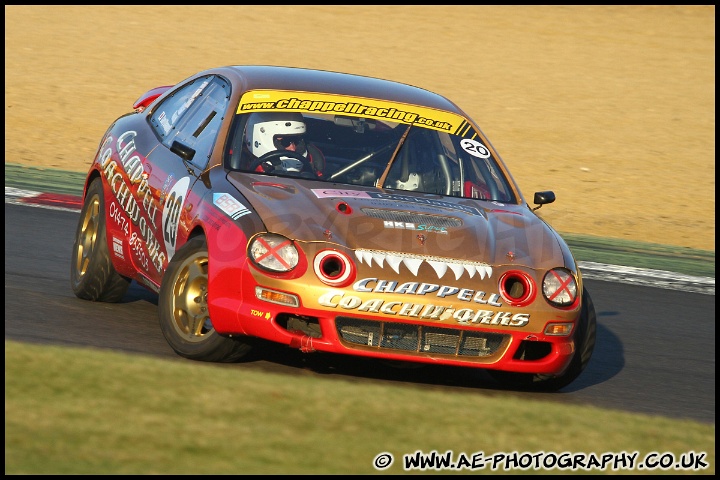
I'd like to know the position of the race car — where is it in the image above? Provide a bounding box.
[70,65,596,391]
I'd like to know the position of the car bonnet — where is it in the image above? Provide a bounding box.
[226,172,567,271]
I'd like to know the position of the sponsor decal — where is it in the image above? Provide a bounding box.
[203,213,229,232]
[238,90,467,134]
[157,111,169,135]
[127,229,151,271]
[109,200,130,236]
[312,188,372,199]
[213,192,251,220]
[162,177,191,261]
[172,79,209,125]
[158,79,211,135]
[355,249,492,281]
[317,291,529,327]
[160,174,174,200]
[353,277,502,306]
[383,221,448,235]
[100,131,165,272]
[112,236,124,259]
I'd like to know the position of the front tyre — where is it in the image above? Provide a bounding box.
[70,177,131,302]
[158,236,252,362]
[488,288,597,392]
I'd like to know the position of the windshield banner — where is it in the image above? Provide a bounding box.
[238,89,468,135]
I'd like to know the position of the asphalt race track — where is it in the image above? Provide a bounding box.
[4,202,715,424]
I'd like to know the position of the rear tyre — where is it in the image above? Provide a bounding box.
[158,236,253,362]
[70,177,131,302]
[488,288,597,392]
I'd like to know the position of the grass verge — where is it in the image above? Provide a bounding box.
[5,340,714,474]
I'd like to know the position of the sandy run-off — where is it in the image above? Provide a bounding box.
[4,6,715,251]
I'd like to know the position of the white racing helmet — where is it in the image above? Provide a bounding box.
[245,112,307,171]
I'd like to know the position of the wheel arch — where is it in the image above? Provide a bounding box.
[83,168,103,200]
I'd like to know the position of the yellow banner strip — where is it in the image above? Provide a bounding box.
[237,90,467,134]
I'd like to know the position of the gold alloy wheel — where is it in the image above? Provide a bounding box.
[75,193,100,279]
[170,251,214,342]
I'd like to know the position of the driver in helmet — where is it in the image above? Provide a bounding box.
[243,112,325,177]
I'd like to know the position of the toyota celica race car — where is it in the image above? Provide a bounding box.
[70,65,596,391]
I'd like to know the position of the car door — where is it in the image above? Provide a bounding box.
[140,74,231,285]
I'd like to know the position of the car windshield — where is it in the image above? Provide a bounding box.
[227,102,515,203]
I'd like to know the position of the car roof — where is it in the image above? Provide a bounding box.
[208,65,464,115]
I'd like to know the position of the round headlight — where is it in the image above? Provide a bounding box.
[542,268,578,307]
[248,234,299,272]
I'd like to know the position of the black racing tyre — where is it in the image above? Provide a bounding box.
[70,177,131,302]
[488,288,597,392]
[158,236,253,362]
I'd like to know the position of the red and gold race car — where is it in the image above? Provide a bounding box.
[71,65,596,391]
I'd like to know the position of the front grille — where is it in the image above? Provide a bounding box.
[335,317,506,357]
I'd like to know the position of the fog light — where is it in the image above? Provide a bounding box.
[255,287,299,307]
[544,322,574,336]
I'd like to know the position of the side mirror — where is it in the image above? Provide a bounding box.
[532,191,555,211]
[171,140,196,162]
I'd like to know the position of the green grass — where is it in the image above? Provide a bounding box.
[562,233,715,278]
[5,340,714,474]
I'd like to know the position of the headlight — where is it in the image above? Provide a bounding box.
[248,234,299,272]
[542,268,578,307]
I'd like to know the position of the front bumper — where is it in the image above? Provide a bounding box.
[210,298,575,376]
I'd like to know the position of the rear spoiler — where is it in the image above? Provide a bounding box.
[133,85,174,112]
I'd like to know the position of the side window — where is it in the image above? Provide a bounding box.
[149,75,230,169]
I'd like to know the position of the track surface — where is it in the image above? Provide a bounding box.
[4,202,715,424]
